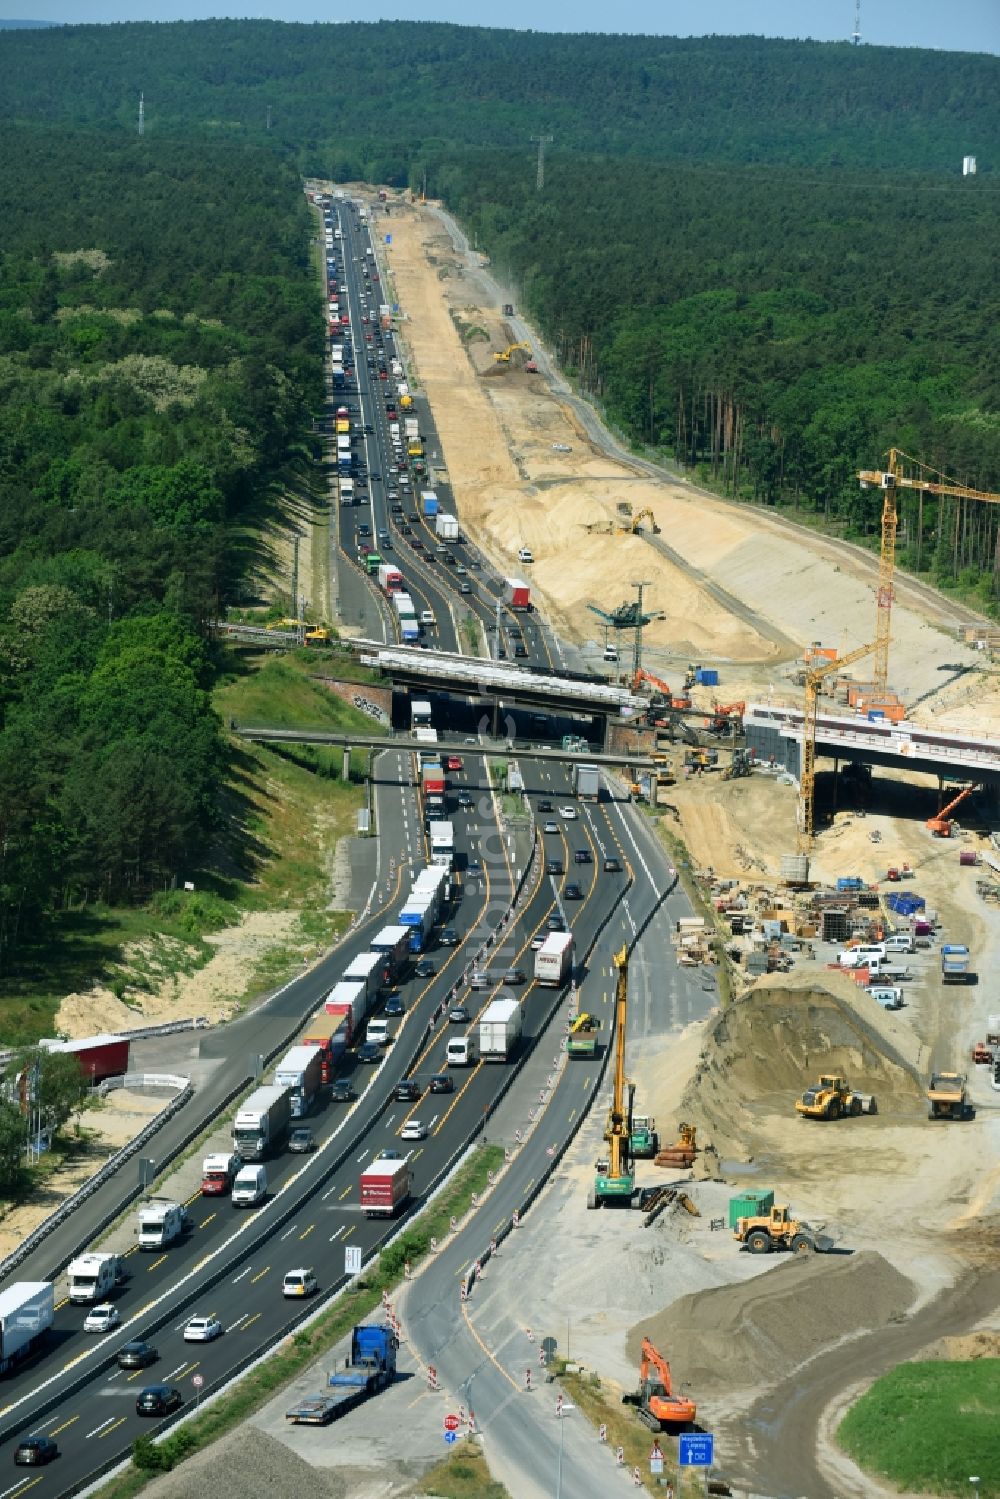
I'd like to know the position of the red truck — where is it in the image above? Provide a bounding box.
[40,1034,129,1085]
[360,1157,412,1218]
[302,1011,349,1083]
[503,578,531,611]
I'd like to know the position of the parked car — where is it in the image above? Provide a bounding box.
[136,1385,183,1417]
[288,1127,315,1153]
[14,1437,59,1466]
[117,1340,158,1370]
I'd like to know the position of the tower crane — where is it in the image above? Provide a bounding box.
[858,449,1000,695]
[588,945,636,1209]
[799,639,877,849]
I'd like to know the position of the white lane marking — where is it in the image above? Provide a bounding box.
[355,1148,370,1164]
[232,1266,253,1283]
[329,1226,345,1243]
[280,1225,298,1241]
[84,1418,116,1440]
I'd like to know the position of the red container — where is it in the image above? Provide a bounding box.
[959,851,978,867]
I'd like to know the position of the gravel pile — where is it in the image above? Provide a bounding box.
[141,1424,343,1499]
[627,1248,915,1400]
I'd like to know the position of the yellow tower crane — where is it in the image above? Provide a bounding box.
[859,449,1000,695]
[588,945,636,1209]
[799,639,878,849]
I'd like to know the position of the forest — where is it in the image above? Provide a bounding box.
[0,127,319,971]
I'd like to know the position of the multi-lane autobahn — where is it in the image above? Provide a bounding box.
[0,195,671,1496]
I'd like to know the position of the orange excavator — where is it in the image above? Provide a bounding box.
[623,1336,697,1429]
[926,783,979,837]
[632,668,691,711]
[707,701,746,734]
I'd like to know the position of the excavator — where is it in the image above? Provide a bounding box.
[493,341,532,363]
[622,1337,696,1429]
[707,701,746,735]
[567,1012,599,1059]
[621,508,660,535]
[926,783,979,837]
[632,667,691,710]
[588,946,637,1209]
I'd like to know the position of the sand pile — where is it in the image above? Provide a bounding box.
[680,974,927,1157]
[628,1249,915,1400]
[142,1424,344,1499]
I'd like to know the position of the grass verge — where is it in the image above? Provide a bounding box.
[556,1363,706,1497]
[97,1144,505,1497]
[837,1360,1000,1496]
[405,1441,508,1498]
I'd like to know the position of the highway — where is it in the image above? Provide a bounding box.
[0,197,652,1496]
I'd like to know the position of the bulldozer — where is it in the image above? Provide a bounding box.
[622,1336,696,1430]
[733,1203,832,1255]
[654,1122,698,1169]
[927,1071,968,1120]
[795,1075,877,1120]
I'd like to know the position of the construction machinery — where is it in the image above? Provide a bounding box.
[493,341,531,364]
[622,1337,696,1430]
[723,748,753,781]
[629,1115,659,1159]
[799,640,878,848]
[588,585,663,679]
[567,1012,599,1059]
[632,668,689,709]
[707,701,746,735]
[654,1122,698,1169]
[622,508,660,535]
[588,946,636,1209]
[795,1075,877,1120]
[582,509,661,537]
[733,1203,832,1254]
[859,449,1000,695]
[926,1072,968,1120]
[926,782,979,837]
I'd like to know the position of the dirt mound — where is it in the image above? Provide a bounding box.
[628,1249,915,1400]
[142,1424,343,1499]
[680,973,927,1157]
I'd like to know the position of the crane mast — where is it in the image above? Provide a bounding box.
[588,945,636,1208]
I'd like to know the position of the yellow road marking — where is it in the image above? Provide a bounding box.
[49,1415,79,1437]
[147,1255,167,1272]
[100,1417,129,1440]
[299,1224,315,1240]
[250,1266,270,1284]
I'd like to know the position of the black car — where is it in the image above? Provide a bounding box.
[449,1005,471,1024]
[136,1384,182,1417]
[330,1079,355,1102]
[357,1042,382,1063]
[546,859,564,876]
[503,968,526,986]
[117,1339,158,1370]
[514,644,528,658]
[357,523,371,537]
[414,959,435,978]
[603,857,622,873]
[370,471,382,481]
[394,1079,421,1102]
[574,848,593,864]
[564,883,583,900]
[440,927,459,947]
[538,800,553,813]
[384,995,405,1016]
[457,792,474,809]
[14,1436,59,1466]
[547,914,567,931]
[429,1074,454,1094]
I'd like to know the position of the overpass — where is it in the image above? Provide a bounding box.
[234,724,656,777]
[745,702,1000,789]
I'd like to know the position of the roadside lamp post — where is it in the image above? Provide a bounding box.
[555,1399,574,1499]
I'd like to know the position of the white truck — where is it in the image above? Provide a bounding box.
[430,821,454,868]
[232,1084,292,1161]
[404,416,420,441]
[67,1252,126,1304]
[435,513,459,541]
[137,1198,188,1251]
[446,1032,479,1067]
[274,1045,323,1119]
[573,763,600,801]
[535,931,574,987]
[0,1283,54,1374]
[479,997,523,1062]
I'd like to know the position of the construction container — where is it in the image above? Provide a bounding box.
[695,667,719,686]
[728,1190,774,1229]
[780,853,809,883]
[959,851,978,867]
[846,681,877,708]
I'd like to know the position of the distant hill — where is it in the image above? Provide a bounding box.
[0,17,58,26]
[0,19,996,171]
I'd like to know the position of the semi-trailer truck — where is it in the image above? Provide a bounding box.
[323,979,368,1043]
[377,563,403,594]
[370,926,411,982]
[535,932,574,987]
[302,1011,349,1083]
[430,821,454,867]
[232,1084,292,1161]
[0,1283,54,1374]
[360,1157,412,1217]
[285,1324,398,1425]
[434,513,459,541]
[421,491,439,517]
[573,763,601,802]
[67,1252,126,1304]
[479,997,523,1062]
[343,950,386,1006]
[504,578,531,611]
[941,945,972,983]
[274,1045,324,1119]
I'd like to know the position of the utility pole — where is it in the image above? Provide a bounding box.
[631,580,651,680]
[266,104,272,131]
[138,91,144,137]
[530,134,553,192]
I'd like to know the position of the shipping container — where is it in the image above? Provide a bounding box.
[728,1190,775,1229]
[302,1011,349,1082]
[40,1034,129,1084]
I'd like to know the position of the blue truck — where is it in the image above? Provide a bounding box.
[285,1323,398,1425]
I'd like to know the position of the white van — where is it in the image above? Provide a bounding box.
[837,945,885,969]
[884,933,914,954]
[232,1165,268,1206]
[367,1018,391,1047]
[446,1034,479,1067]
[518,547,534,564]
[603,645,619,663]
[420,609,436,627]
[869,986,904,1009]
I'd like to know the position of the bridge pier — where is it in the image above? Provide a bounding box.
[342,745,352,783]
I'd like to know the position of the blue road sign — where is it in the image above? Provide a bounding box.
[679,1433,714,1467]
[444,1430,458,1445]
[385,234,392,244]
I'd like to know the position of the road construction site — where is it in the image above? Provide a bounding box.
[376,191,1000,1497]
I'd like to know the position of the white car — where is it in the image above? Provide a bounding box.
[530,934,546,951]
[282,1269,319,1299]
[558,807,578,820]
[183,1314,223,1343]
[400,1119,428,1142]
[84,1303,121,1334]
[551,443,572,453]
